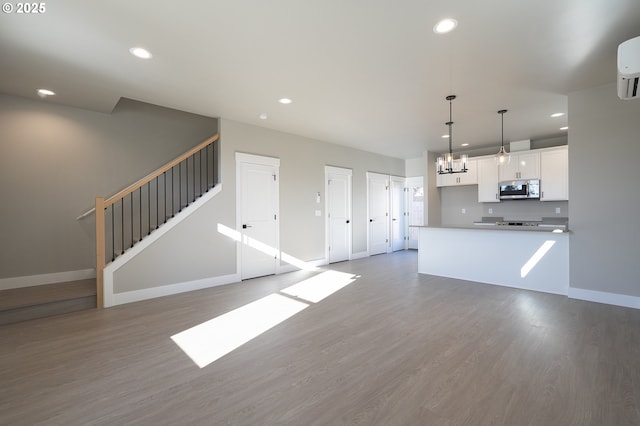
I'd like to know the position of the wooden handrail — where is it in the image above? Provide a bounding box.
[94,133,218,308]
[104,133,219,207]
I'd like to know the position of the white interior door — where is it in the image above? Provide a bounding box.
[237,154,279,280]
[390,176,406,251]
[326,167,352,263]
[367,172,389,255]
[406,176,424,249]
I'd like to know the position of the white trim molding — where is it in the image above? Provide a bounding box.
[111,273,241,306]
[103,185,223,307]
[0,268,96,291]
[277,258,327,274]
[351,251,369,260]
[568,287,640,310]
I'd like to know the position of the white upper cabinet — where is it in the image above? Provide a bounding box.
[540,146,569,201]
[499,152,540,181]
[436,159,477,187]
[477,157,500,202]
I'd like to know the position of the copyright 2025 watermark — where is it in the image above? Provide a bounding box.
[2,2,47,13]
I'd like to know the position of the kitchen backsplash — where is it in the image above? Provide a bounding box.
[440,185,568,226]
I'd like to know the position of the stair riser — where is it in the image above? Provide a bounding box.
[0,297,96,325]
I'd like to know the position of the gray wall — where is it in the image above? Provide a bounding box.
[219,119,405,258]
[439,186,568,226]
[112,118,405,293]
[405,156,425,178]
[0,94,218,279]
[569,83,640,297]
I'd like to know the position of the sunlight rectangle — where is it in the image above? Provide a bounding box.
[521,240,556,278]
[281,270,356,303]
[171,294,308,368]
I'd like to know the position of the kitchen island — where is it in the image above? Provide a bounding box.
[418,225,569,295]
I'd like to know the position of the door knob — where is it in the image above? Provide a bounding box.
[242,224,252,229]
[346,220,350,224]
[369,219,373,222]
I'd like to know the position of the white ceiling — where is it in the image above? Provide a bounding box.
[1,0,639,159]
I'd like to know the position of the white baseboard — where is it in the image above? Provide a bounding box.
[568,287,640,310]
[351,251,369,260]
[103,185,223,307]
[277,258,327,274]
[111,273,241,307]
[0,269,96,291]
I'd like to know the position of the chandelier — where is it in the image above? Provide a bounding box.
[437,95,468,174]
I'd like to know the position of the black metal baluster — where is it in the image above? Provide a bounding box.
[206,144,209,190]
[155,176,159,230]
[139,187,142,243]
[147,182,151,236]
[171,167,175,217]
[192,154,196,202]
[186,156,190,204]
[163,171,167,224]
[199,149,203,196]
[120,199,124,256]
[130,192,133,250]
[179,162,182,211]
[111,204,115,261]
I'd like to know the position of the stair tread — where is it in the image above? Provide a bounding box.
[0,279,96,311]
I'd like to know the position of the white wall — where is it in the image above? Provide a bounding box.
[568,83,640,298]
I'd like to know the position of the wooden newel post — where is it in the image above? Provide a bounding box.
[95,197,105,309]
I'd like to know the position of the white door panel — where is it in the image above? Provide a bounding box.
[239,160,278,280]
[406,176,424,249]
[390,177,405,251]
[326,167,352,263]
[368,173,389,255]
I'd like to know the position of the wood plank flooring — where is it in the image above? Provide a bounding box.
[1,251,639,425]
[0,279,96,325]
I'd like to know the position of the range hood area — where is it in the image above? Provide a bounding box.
[473,216,568,231]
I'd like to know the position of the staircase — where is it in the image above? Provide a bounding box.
[0,133,219,324]
[0,279,96,325]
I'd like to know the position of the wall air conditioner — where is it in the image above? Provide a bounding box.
[617,36,640,100]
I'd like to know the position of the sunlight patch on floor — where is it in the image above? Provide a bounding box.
[173,224,360,368]
[281,270,357,303]
[171,293,308,368]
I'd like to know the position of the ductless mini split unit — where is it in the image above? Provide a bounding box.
[618,36,640,100]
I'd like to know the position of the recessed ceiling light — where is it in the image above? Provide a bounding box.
[37,89,55,98]
[129,47,152,59]
[433,18,458,34]
[461,143,469,147]
[278,98,292,104]
[259,113,268,120]
[560,126,569,130]
[551,112,565,118]
[441,134,450,139]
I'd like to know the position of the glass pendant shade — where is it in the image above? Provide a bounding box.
[495,109,510,165]
[496,146,510,165]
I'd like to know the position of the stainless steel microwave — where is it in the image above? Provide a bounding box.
[499,179,540,200]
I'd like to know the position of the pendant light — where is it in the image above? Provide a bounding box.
[496,109,511,165]
[437,95,468,174]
